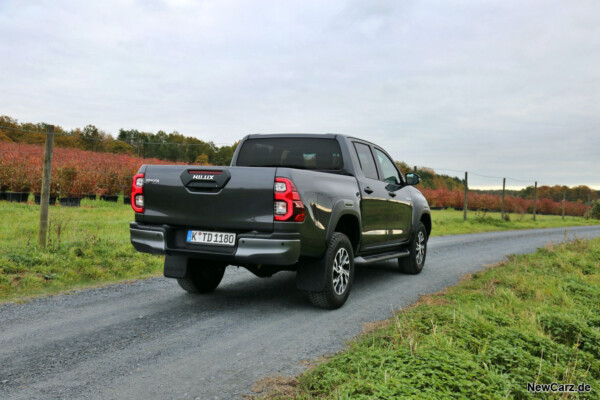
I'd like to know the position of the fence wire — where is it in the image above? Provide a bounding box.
[1,126,596,217]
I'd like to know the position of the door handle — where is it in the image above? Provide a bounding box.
[388,192,396,198]
[364,187,374,194]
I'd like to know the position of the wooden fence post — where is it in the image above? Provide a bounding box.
[533,181,537,221]
[38,125,55,247]
[463,172,468,221]
[562,189,566,220]
[501,177,506,220]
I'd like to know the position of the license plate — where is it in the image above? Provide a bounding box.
[186,230,236,246]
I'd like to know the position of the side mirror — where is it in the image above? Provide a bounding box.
[405,173,420,186]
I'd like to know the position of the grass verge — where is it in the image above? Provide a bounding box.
[431,208,599,236]
[0,198,163,303]
[0,200,598,303]
[258,238,600,399]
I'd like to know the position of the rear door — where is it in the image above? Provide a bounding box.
[142,165,276,232]
[352,142,390,250]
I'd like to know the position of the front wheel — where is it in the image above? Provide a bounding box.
[177,261,226,294]
[398,222,428,274]
[308,232,354,309]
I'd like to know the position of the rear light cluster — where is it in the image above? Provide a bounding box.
[131,173,145,213]
[274,177,305,222]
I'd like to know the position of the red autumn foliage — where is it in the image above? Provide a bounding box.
[0,142,183,197]
[0,142,590,216]
[420,188,587,217]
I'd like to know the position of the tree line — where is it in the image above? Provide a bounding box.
[395,163,598,204]
[0,115,238,166]
[1,114,597,204]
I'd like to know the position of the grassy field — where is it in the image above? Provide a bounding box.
[0,199,163,302]
[431,208,599,236]
[0,200,598,303]
[263,238,600,399]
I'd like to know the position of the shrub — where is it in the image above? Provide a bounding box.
[0,142,184,197]
[589,201,600,220]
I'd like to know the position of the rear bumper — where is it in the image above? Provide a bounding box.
[130,222,301,265]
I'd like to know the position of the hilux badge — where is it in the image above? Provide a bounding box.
[193,174,214,180]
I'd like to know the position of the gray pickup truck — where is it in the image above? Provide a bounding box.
[130,134,431,309]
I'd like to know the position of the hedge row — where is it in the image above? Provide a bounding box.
[0,142,589,216]
[0,142,183,197]
[421,188,588,216]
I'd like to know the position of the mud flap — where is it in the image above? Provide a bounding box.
[296,257,327,292]
[164,255,189,278]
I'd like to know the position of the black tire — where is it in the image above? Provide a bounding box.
[308,232,354,309]
[177,261,226,294]
[398,222,428,274]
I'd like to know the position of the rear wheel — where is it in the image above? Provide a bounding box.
[398,222,427,274]
[308,232,354,309]
[177,261,227,294]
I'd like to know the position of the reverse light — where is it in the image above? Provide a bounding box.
[273,177,305,222]
[274,200,287,215]
[134,194,144,208]
[131,173,145,213]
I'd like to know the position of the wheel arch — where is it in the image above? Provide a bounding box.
[325,199,361,253]
[332,213,361,254]
[420,211,432,238]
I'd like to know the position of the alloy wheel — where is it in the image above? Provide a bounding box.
[332,247,350,295]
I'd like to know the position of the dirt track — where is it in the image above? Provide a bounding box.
[2,226,599,399]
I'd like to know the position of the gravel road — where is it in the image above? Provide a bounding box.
[2,226,600,400]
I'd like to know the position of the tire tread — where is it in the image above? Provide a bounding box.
[177,277,201,293]
[176,263,226,294]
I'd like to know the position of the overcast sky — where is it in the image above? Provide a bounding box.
[1,0,598,188]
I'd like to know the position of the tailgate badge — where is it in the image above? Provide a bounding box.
[180,169,231,189]
[192,174,214,180]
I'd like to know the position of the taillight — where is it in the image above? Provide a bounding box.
[274,177,305,222]
[131,173,145,213]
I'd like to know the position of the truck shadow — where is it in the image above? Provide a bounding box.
[175,260,407,311]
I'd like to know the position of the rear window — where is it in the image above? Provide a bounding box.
[236,138,343,170]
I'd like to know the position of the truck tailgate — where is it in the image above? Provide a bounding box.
[142,165,276,232]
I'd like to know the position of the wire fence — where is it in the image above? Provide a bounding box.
[1,126,596,221]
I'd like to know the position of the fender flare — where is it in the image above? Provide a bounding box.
[411,205,431,240]
[325,199,361,243]
[297,199,361,292]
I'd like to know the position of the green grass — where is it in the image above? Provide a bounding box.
[273,238,600,399]
[430,209,600,237]
[0,201,598,303]
[0,198,163,303]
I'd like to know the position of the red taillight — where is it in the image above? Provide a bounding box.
[131,173,145,213]
[274,177,305,222]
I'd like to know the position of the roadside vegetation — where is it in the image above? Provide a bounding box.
[0,201,598,303]
[0,114,239,165]
[2,114,597,215]
[0,199,163,303]
[262,237,600,399]
[431,208,600,236]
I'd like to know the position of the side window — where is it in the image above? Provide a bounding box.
[353,143,379,180]
[375,148,400,184]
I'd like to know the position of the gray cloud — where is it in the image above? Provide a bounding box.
[1,0,598,188]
